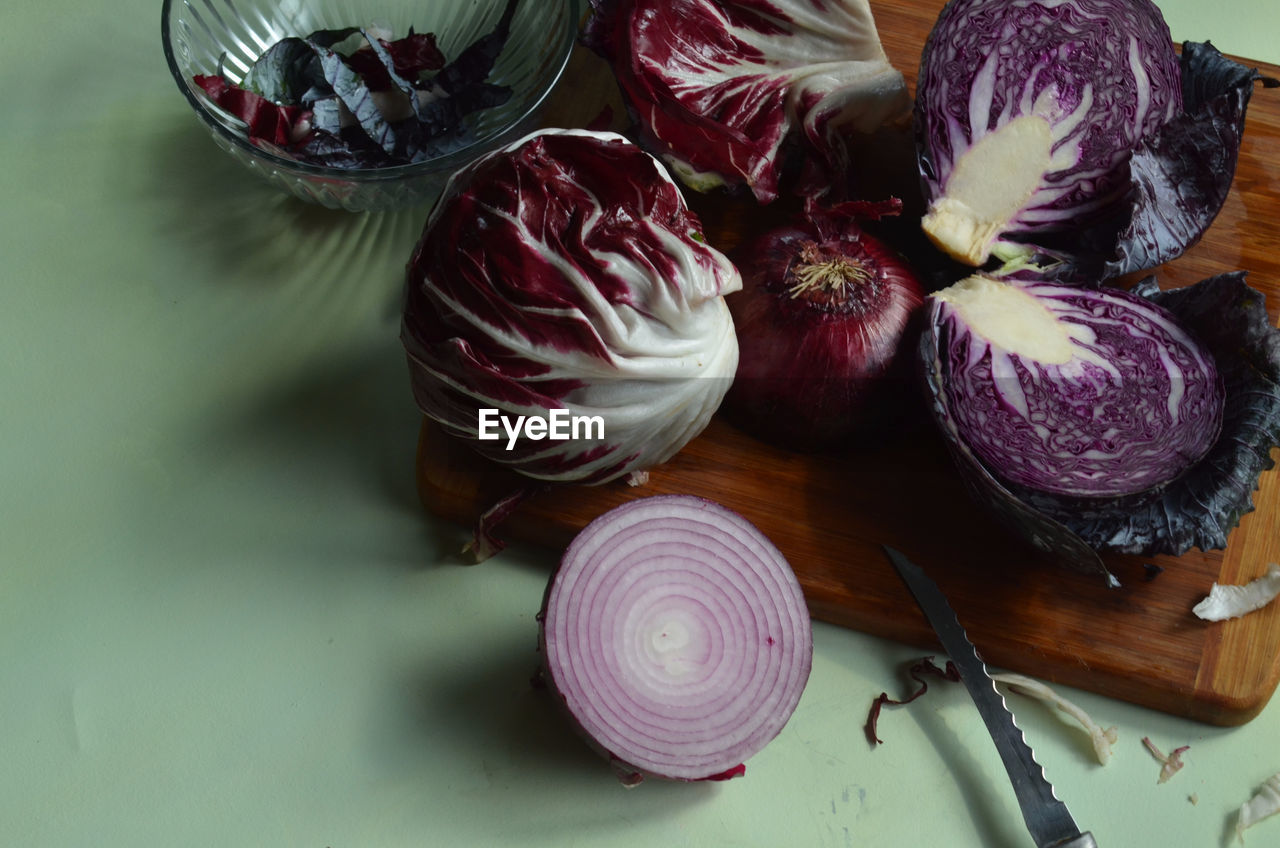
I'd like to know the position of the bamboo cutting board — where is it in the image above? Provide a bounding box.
[416,2,1280,726]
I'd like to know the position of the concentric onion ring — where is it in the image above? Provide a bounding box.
[539,495,813,783]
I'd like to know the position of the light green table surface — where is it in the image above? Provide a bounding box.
[4,3,1279,846]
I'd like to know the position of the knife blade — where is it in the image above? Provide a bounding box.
[884,546,1097,848]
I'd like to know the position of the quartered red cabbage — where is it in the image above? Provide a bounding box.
[935,276,1223,499]
[400,129,740,485]
[915,0,1277,277]
[921,272,1280,582]
[583,0,909,203]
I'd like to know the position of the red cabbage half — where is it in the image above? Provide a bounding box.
[915,0,1277,277]
[583,0,909,203]
[922,272,1280,582]
[401,129,740,485]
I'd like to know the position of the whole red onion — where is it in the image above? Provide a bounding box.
[723,201,926,449]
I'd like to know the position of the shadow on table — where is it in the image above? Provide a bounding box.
[138,118,429,292]
[137,119,455,559]
[397,631,719,836]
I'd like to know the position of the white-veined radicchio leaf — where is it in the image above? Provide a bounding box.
[583,0,909,203]
[400,129,740,485]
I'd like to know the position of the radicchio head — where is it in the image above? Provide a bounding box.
[401,129,741,484]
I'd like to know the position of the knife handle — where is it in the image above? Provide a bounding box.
[1048,833,1097,848]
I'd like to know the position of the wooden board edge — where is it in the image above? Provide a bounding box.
[415,418,1280,726]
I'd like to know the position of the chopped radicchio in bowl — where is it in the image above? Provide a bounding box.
[192,0,521,169]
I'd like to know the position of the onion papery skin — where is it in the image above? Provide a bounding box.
[401,129,741,485]
[724,209,926,449]
[539,495,812,783]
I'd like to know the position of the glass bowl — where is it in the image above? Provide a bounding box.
[161,0,578,212]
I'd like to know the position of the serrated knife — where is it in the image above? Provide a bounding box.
[884,546,1098,848]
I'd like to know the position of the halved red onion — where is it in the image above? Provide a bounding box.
[539,495,812,784]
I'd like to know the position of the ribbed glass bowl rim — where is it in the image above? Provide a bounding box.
[160,0,577,183]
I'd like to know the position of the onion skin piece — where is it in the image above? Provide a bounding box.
[538,495,813,784]
[865,656,958,745]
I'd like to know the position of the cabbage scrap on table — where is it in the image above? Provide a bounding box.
[1237,773,1280,842]
[1193,563,1280,621]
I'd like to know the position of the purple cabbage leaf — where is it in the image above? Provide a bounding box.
[583,0,909,204]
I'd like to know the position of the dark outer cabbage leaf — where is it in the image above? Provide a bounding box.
[241,37,326,103]
[431,0,517,96]
[1018,43,1279,283]
[1088,274,1280,552]
[311,44,398,155]
[1101,43,1280,278]
[922,273,1280,583]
